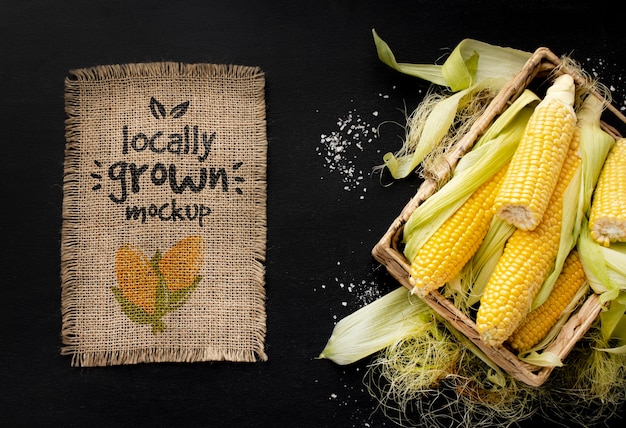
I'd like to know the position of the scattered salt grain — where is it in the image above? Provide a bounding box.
[324,273,384,310]
[317,109,379,194]
[582,57,626,113]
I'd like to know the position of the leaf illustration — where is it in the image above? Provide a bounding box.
[170,101,190,118]
[149,96,167,119]
[154,276,169,318]
[151,319,167,334]
[150,249,162,271]
[111,286,158,325]
[112,286,168,334]
[168,276,202,311]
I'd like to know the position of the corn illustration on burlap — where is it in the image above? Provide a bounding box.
[61,62,268,366]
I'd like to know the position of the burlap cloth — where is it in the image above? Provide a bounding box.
[61,63,268,366]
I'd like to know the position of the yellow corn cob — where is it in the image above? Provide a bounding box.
[409,165,508,296]
[494,74,577,231]
[476,126,581,347]
[115,244,159,314]
[158,235,205,292]
[589,138,626,247]
[507,249,586,352]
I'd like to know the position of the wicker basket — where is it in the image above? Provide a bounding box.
[372,47,626,387]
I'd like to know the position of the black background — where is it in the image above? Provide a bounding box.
[2,1,626,427]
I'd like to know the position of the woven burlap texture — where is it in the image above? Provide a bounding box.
[61,62,268,366]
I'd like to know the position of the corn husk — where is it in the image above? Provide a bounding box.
[373,30,532,92]
[381,80,499,180]
[578,224,626,343]
[318,287,432,365]
[572,93,626,347]
[373,30,532,179]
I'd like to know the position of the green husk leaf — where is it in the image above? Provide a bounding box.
[318,287,432,365]
[578,218,613,294]
[372,29,446,86]
[578,95,616,213]
[373,30,532,179]
[579,222,626,296]
[579,216,626,343]
[603,242,626,281]
[599,299,626,344]
[443,39,532,91]
[460,218,515,307]
[517,350,563,367]
[382,80,499,179]
[372,29,532,91]
[597,310,626,352]
[597,344,626,354]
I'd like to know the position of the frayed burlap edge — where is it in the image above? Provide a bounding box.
[60,62,268,367]
[66,61,263,81]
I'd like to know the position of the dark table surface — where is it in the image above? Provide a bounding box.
[2,1,626,427]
